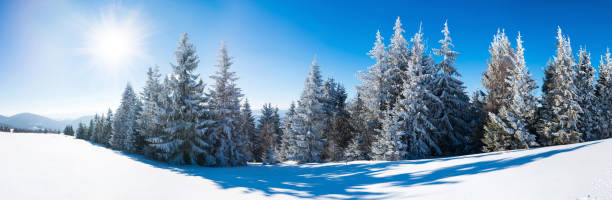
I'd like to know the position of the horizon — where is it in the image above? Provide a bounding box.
[3,0,612,118]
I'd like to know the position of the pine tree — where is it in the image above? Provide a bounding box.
[63,125,74,136]
[239,99,256,161]
[209,41,247,166]
[482,29,515,114]
[430,21,472,154]
[279,102,298,161]
[537,27,582,145]
[138,66,166,158]
[103,109,113,146]
[344,95,370,161]
[596,50,612,139]
[257,103,281,163]
[151,33,213,165]
[482,33,539,152]
[378,27,441,160]
[110,83,140,152]
[292,58,326,163]
[76,123,87,140]
[356,30,390,156]
[87,119,95,141]
[387,17,409,109]
[575,48,600,140]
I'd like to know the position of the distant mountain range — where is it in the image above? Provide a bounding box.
[0,113,94,130]
[0,109,288,131]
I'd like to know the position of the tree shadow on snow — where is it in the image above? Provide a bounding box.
[121,141,599,199]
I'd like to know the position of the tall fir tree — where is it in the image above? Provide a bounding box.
[482,33,539,152]
[151,33,214,165]
[575,48,600,140]
[209,41,247,166]
[596,50,612,139]
[482,29,515,114]
[537,27,582,145]
[430,21,472,154]
[239,99,256,161]
[292,58,326,163]
[279,102,298,161]
[110,83,141,153]
[257,103,281,164]
[344,94,372,161]
[138,66,166,158]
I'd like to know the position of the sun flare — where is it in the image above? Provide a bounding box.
[83,7,147,69]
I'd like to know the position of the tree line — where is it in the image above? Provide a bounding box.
[65,17,612,166]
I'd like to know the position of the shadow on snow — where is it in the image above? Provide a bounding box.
[119,141,599,199]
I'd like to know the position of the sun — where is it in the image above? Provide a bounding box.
[83,6,147,69]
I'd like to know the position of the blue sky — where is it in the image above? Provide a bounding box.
[2,0,612,119]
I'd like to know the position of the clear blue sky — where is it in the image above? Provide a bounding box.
[2,0,612,119]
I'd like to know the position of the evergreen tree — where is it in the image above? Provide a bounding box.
[257,103,281,163]
[430,21,472,154]
[87,119,95,141]
[103,109,113,146]
[344,95,372,161]
[279,102,298,161]
[209,41,247,166]
[596,50,612,139]
[239,99,256,161]
[537,27,582,145]
[356,30,390,156]
[482,33,539,152]
[150,33,214,165]
[63,125,74,136]
[378,27,441,160]
[292,58,326,163]
[575,48,600,140]
[482,29,515,114]
[110,83,140,152]
[138,66,166,158]
[76,123,87,140]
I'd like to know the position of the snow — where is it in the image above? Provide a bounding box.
[1,132,611,200]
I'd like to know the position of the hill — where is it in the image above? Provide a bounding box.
[0,132,610,199]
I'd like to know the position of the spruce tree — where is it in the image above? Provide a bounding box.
[110,83,140,152]
[482,33,539,152]
[239,99,256,161]
[537,27,582,145]
[292,58,326,163]
[63,125,74,136]
[138,66,166,158]
[151,33,213,165]
[257,103,281,163]
[431,21,472,154]
[209,41,247,166]
[279,102,298,161]
[575,48,600,140]
[344,95,370,161]
[482,29,515,114]
[596,50,612,139]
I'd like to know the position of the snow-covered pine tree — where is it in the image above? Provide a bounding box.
[151,33,213,165]
[239,99,256,161]
[482,33,539,152]
[482,29,515,114]
[63,125,74,136]
[93,114,105,144]
[209,41,247,166]
[279,102,298,161]
[387,17,410,109]
[596,50,612,139]
[103,109,113,146]
[344,94,370,161]
[292,58,326,163]
[110,83,140,153]
[575,48,600,140]
[258,103,281,163]
[378,27,441,160]
[537,27,582,145]
[138,66,166,158]
[76,123,87,140]
[430,21,472,154]
[356,30,390,155]
[87,118,95,141]
[321,78,351,161]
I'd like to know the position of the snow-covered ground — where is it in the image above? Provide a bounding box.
[1,132,611,200]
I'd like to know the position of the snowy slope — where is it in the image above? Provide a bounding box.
[1,132,611,200]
